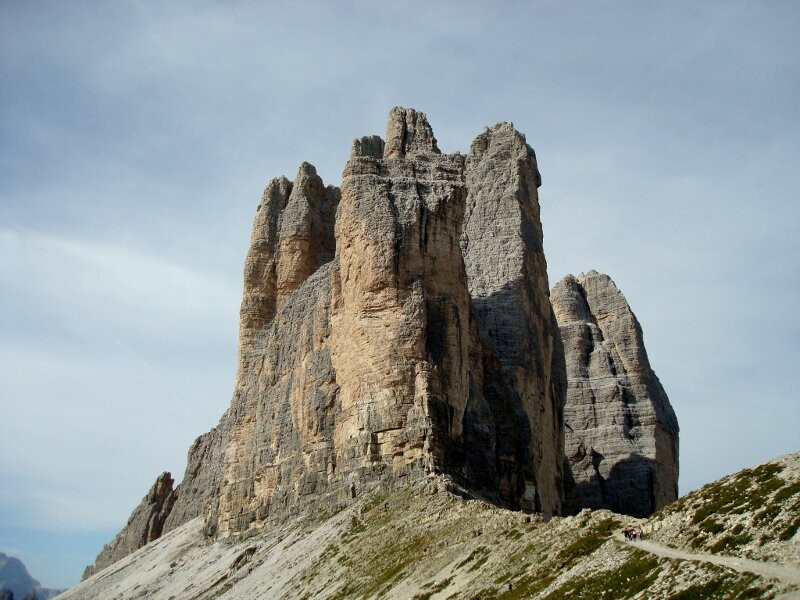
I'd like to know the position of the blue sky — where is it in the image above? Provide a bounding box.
[1,1,798,589]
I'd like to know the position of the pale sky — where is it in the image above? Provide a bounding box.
[1,1,798,589]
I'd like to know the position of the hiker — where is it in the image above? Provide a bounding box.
[623,527,638,541]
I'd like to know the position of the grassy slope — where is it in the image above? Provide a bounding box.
[649,452,800,564]
[62,453,800,600]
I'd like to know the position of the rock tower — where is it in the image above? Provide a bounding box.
[84,109,677,579]
[552,271,679,517]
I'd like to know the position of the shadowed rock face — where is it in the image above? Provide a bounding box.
[552,271,679,517]
[462,123,566,516]
[81,472,176,579]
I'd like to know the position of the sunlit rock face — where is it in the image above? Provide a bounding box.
[552,271,679,518]
[209,107,568,537]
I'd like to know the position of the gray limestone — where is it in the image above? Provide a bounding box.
[81,472,176,579]
[462,123,566,516]
[552,271,679,517]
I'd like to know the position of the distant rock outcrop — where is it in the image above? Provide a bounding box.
[0,552,61,599]
[552,271,679,517]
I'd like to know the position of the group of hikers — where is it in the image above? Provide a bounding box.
[623,526,644,541]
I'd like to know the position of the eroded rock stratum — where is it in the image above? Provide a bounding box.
[84,108,678,578]
[553,271,679,517]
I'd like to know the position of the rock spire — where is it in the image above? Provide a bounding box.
[83,108,677,579]
[552,271,679,517]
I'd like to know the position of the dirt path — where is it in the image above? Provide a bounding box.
[620,536,800,588]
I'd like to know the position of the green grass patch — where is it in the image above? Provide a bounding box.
[503,528,524,541]
[666,571,768,600]
[412,577,454,599]
[554,517,621,569]
[468,554,490,572]
[689,462,790,544]
[709,532,752,553]
[360,492,390,514]
[540,549,661,600]
[456,546,488,569]
[468,572,556,600]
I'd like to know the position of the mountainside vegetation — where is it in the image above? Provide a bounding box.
[62,453,800,599]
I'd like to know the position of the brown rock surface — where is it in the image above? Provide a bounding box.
[238,165,339,381]
[82,472,176,579]
[212,107,484,535]
[552,271,679,517]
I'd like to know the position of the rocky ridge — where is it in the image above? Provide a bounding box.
[84,107,570,577]
[64,453,800,599]
[552,270,679,517]
[82,472,176,579]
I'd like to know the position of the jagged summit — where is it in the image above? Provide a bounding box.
[384,106,440,157]
[552,270,679,517]
[82,108,676,579]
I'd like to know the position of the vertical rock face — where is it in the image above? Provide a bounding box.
[383,107,440,158]
[552,271,679,517]
[238,165,339,380]
[462,123,566,516]
[330,106,470,484]
[211,107,477,536]
[86,108,679,578]
[162,425,228,532]
[81,472,176,579]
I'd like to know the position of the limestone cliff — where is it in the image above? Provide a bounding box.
[552,271,679,517]
[83,108,635,577]
[81,472,176,579]
[462,123,566,515]
[206,107,565,538]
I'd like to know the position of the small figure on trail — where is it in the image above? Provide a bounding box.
[350,482,357,499]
